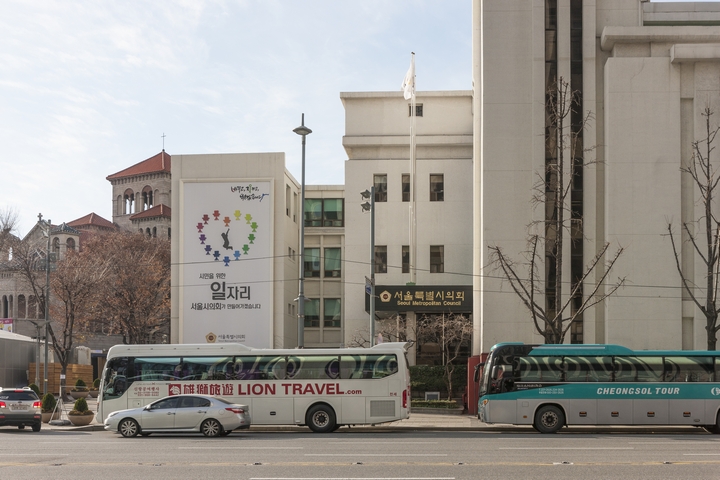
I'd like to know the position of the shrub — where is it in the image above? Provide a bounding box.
[41,393,57,413]
[92,378,100,389]
[409,365,467,399]
[28,383,40,396]
[72,378,88,391]
[410,399,461,409]
[70,397,93,415]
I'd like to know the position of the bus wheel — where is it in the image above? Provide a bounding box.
[534,405,564,434]
[201,419,223,437]
[119,418,140,438]
[306,404,336,433]
[709,413,720,434]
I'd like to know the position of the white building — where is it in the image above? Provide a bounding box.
[342,91,474,356]
[170,153,301,348]
[474,0,720,352]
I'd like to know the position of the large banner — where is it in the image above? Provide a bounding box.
[181,181,273,347]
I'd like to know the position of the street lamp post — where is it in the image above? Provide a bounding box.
[42,218,51,396]
[361,188,375,346]
[293,114,312,348]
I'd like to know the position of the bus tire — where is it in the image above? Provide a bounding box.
[119,418,140,437]
[708,412,720,434]
[306,404,336,433]
[201,418,223,437]
[534,405,564,434]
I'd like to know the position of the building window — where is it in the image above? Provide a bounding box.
[66,238,76,251]
[374,175,387,202]
[374,246,387,274]
[408,104,423,117]
[402,246,410,273]
[430,174,444,201]
[323,298,341,328]
[304,198,344,227]
[305,299,320,328]
[286,185,291,217]
[293,192,297,222]
[324,248,341,278]
[304,248,320,277]
[430,245,444,273]
[402,174,410,202]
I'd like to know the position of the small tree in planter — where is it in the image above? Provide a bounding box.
[88,378,100,398]
[41,393,58,423]
[70,378,89,399]
[68,397,94,426]
[28,383,40,397]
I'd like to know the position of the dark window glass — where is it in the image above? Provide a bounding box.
[374,246,387,274]
[402,174,410,202]
[402,245,410,273]
[304,199,322,227]
[304,248,320,277]
[430,174,444,201]
[374,175,387,202]
[430,245,444,273]
[324,248,341,278]
[305,299,320,328]
[323,298,341,328]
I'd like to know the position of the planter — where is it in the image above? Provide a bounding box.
[88,390,98,398]
[411,406,465,415]
[41,411,61,423]
[67,413,94,426]
[70,390,89,400]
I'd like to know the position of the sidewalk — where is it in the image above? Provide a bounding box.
[44,400,706,434]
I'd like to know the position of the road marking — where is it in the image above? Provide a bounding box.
[499,447,633,450]
[629,441,720,445]
[304,454,448,457]
[180,447,302,450]
[0,454,69,456]
[330,442,438,445]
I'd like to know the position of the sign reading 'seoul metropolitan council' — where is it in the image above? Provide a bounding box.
[181,181,273,347]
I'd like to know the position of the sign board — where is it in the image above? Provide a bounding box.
[365,285,472,313]
[181,181,273,347]
[0,319,13,332]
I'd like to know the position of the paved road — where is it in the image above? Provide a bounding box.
[3,424,720,479]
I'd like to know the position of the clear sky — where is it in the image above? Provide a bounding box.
[0,0,711,236]
[1,1,471,236]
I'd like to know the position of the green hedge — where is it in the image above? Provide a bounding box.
[410,364,467,398]
[411,400,461,409]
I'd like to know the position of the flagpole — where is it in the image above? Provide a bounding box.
[408,53,417,286]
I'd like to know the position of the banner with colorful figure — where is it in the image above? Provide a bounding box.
[181,181,273,347]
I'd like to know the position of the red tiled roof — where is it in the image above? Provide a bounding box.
[67,212,116,230]
[106,150,171,181]
[130,204,171,220]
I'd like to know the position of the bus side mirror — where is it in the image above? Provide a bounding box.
[491,366,499,380]
[473,364,482,383]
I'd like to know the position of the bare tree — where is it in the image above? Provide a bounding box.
[348,314,411,348]
[49,247,108,396]
[415,313,473,400]
[89,231,171,344]
[668,106,720,350]
[489,77,624,344]
[0,206,19,258]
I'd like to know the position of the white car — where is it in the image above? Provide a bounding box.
[104,394,251,437]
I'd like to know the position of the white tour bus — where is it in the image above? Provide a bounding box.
[97,342,411,432]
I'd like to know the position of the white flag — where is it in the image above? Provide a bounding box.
[401,55,415,100]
